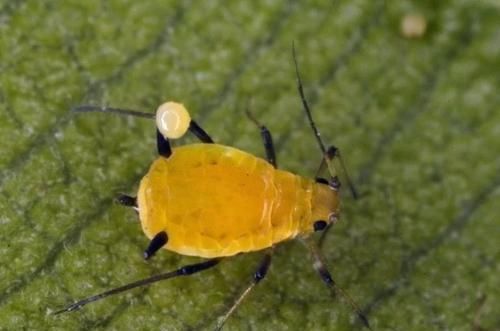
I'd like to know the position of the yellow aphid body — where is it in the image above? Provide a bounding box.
[138,143,339,258]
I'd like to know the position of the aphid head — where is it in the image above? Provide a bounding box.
[306,180,340,234]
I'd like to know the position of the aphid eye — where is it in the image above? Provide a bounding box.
[313,220,328,232]
[156,101,191,139]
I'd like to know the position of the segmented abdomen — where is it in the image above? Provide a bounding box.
[138,144,312,258]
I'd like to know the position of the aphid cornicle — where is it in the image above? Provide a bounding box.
[54,47,371,330]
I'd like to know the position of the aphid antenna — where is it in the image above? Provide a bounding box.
[73,103,213,147]
[72,105,155,119]
[292,43,358,199]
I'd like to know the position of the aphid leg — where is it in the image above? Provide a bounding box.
[245,108,277,168]
[52,258,221,315]
[302,238,372,330]
[157,128,172,158]
[215,248,274,330]
[143,231,168,260]
[189,120,214,143]
[116,194,137,207]
[315,177,329,185]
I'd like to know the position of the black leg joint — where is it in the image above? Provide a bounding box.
[189,120,214,143]
[326,145,339,159]
[315,177,329,185]
[318,266,335,286]
[116,194,137,207]
[179,259,220,275]
[245,108,277,167]
[329,176,341,191]
[157,129,172,158]
[260,127,276,168]
[143,231,168,260]
[254,254,272,283]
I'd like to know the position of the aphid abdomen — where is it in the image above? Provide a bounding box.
[138,143,311,258]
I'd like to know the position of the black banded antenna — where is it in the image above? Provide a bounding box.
[72,105,155,119]
[292,43,358,198]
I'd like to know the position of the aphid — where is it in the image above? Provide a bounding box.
[54,46,371,330]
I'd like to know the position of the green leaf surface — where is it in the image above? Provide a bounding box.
[1,1,499,330]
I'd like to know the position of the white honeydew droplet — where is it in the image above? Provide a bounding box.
[155,102,191,139]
